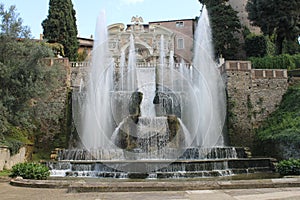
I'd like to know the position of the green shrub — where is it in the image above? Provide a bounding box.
[245,34,276,58]
[10,162,50,180]
[249,53,300,69]
[292,54,300,68]
[256,83,300,143]
[277,159,300,176]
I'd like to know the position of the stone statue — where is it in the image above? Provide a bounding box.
[131,16,144,25]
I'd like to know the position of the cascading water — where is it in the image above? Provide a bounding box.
[137,67,156,117]
[48,6,275,178]
[72,5,226,163]
[169,50,175,90]
[119,50,125,90]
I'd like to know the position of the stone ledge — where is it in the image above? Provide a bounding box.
[9,176,300,193]
[10,178,72,189]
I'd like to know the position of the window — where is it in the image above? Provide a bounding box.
[175,21,184,28]
[177,38,184,49]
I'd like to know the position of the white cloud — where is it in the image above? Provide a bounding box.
[121,0,144,5]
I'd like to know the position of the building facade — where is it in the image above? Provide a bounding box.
[149,19,197,63]
[107,17,197,65]
[77,17,197,64]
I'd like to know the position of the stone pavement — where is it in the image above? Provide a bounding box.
[1,182,300,200]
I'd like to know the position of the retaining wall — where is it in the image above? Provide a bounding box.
[0,146,26,170]
[224,61,288,149]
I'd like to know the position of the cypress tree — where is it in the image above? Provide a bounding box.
[42,0,79,61]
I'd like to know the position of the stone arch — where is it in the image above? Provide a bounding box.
[121,41,153,62]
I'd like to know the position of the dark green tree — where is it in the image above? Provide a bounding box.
[199,0,241,59]
[42,0,78,61]
[246,0,300,55]
[245,34,276,57]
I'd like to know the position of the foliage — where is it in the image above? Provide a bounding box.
[0,125,32,155]
[282,38,300,55]
[0,169,11,177]
[0,3,67,159]
[0,35,59,135]
[45,42,65,57]
[245,34,267,57]
[245,34,276,57]
[0,4,31,38]
[42,0,79,61]
[292,54,300,68]
[246,0,300,55]
[249,54,300,69]
[199,0,242,59]
[10,162,50,180]
[256,83,300,144]
[277,159,300,176]
[77,49,88,62]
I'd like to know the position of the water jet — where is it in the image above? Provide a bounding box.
[48,7,275,178]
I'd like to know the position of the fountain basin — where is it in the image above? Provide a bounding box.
[47,147,275,179]
[47,157,275,179]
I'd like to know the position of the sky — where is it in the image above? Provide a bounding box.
[1,0,202,39]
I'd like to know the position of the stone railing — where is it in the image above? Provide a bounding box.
[224,60,252,71]
[224,60,288,79]
[252,69,288,79]
[70,61,192,68]
[70,61,90,67]
[43,58,69,67]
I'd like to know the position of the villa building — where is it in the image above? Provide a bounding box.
[149,19,197,63]
[78,17,197,64]
[107,17,197,65]
[77,37,93,57]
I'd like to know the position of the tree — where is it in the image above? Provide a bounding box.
[0,3,62,154]
[199,0,241,59]
[246,0,300,55]
[0,36,60,135]
[42,0,78,61]
[245,34,276,57]
[0,4,31,38]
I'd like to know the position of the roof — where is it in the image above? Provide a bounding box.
[149,18,196,23]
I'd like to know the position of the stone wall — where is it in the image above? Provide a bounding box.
[224,61,288,149]
[0,146,26,170]
[70,61,90,90]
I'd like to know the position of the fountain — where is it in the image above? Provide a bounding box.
[48,7,275,178]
